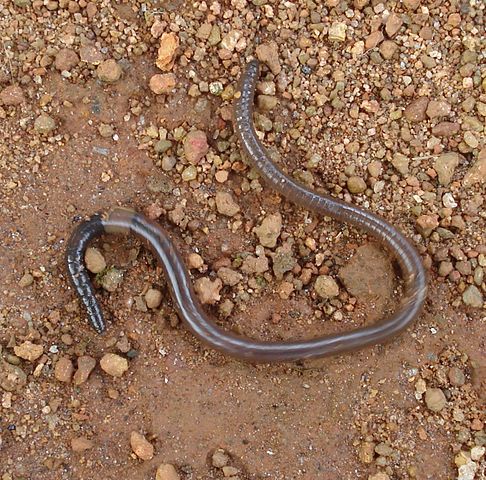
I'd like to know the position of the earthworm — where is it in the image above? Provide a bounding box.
[65,60,427,362]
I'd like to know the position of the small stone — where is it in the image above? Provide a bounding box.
[71,436,93,453]
[130,431,154,461]
[254,213,282,248]
[365,31,384,50]
[156,33,179,71]
[98,123,114,138]
[13,0,31,6]
[416,215,439,237]
[18,273,34,288]
[379,40,398,59]
[374,443,393,457]
[0,85,25,106]
[187,253,204,270]
[404,97,429,122]
[471,446,485,461]
[432,122,460,137]
[391,153,409,175]
[54,357,74,383]
[368,474,390,480]
[463,148,486,186]
[149,74,176,95]
[314,275,339,299]
[217,267,242,287]
[426,100,451,119]
[448,367,466,386]
[272,245,297,279]
[358,441,375,463]
[347,176,367,193]
[434,152,459,186]
[34,114,56,134]
[425,387,447,412]
[162,156,176,171]
[241,253,269,274]
[457,460,478,480]
[79,46,103,65]
[464,131,479,148]
[194,277,222,305]
[54,48,79,71]
[14,341,43,362]
[255,42,281,75]
[462,285,483,308]
[156,464,180,480]
[97,59,122,83]
[215,191,240,217]
[257,95,278,111]
[99,268,123,292]
[184,130,209,164]
[385,13,403,37]
[73,356,96,385]
[85,247,106,273]
[403,0,420,9]
[212,449,230,468]
[145,288,163,309]
[155,139,173,154]
[100,353,128,377]
[328,22,347,42]
[0,361,27,392]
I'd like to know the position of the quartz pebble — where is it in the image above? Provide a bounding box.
[34,114,56,134]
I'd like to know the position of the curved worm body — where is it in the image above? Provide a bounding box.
[65,60,427,362]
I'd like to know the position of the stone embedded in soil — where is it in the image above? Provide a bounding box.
[328,22,347,42]
[130,431,154,461]
[425,387,447,412]
[215,191,240,217]
[391,153,409,175]
[99,268,123,292]
[426,100,451,119]
[194,277,222,305]
[212,449,230,468]
[404,97,429,122]
[149,73,176,95]
[18,273,34,287]
[368,474,390,480]
[365,31,384,50]
[432,122,460,137]
[184,130,209,164]
[358,441,375,463]
[314,275,339,299]
[339,244,394,319]
[0,361,27,392]
[100,353,128,377]
[385,12,403,37]
[217,267,242,287]
[448,367,466,387]
[156,33,179,71]
[71,436,93,453]
[241,253,269,274]
[462,285,484,308]
[187,253,204,270]
[347,176,367,193]
[145,288,163,309]
[253,212,282,248]
[463,148,486,187]
[379,40,398,59]
[0,85,25,106]
[54,357,74,383]
[14,341,43,362]
[54,48,79,71]
[272,244,297,280]
[416,214,439,237]
[257,95,278,111]
[79,45,104,64]
[34,114,56,134]
[97,59,122,83]
[255,41,281,75]
[85,247,106,273]
[156,464,180,480]
[73,356,96,385]
[434,152,460,186]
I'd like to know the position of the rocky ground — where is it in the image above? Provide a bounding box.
[0,0,485,479]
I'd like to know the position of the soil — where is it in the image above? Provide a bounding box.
[0,1,484,480]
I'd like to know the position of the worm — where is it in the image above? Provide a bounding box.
[65,60,427,362]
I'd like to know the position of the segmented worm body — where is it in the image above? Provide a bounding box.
[65,60,427,362]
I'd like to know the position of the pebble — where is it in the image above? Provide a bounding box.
[255,41,281,75]
[257,95,278,111]
[54,357,74,383]
[162,156,177,171]
[156,33,179,71]
[416,215,439,237]
[471,446,485,461]
[448,367,466,387]
[130,431,154,461]
[379,40,398,59]
[100,268,123,292]
[97,59,122,83]
[14,341,43,362]
[194,277,222,305]
[432,122,460,137]
[314,275,339,299]
[183,130,209,164]
[347,176,367,193]
[463,148,486,186]
[217,267,242,287]
[385,13,403,37]
[426,100,452,119]
[100,353,128,377]
[215,191,240,217]
[54,48,79,71]
[358,441,375,463]
[434,152,460,186]
[391,153,409,176]
[328,22,347,42]
[463,131,478,148]
[187,253,204,270]
[34,114,56,134]
[212,449,230,468]
[0,85,25,106]
[462,285,483,308]
[457,460,478,480]
[368,474,390,480]
[0,361,27,392]
[73,356,96,385]
[272,245,297,279]
[155,139,173,154]
[253,213,282,248]
[18,273,34,288]
[156,464,180,480]
[404,97,429,122]
[149,74,176,95]
[145,288,163,309]
[71,436,93,453]
[365,31,384,50]
[85,247,106,273]
[425,387,447,412]
[79,46,104,65]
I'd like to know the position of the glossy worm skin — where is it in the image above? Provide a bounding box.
[65,60,427,362]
